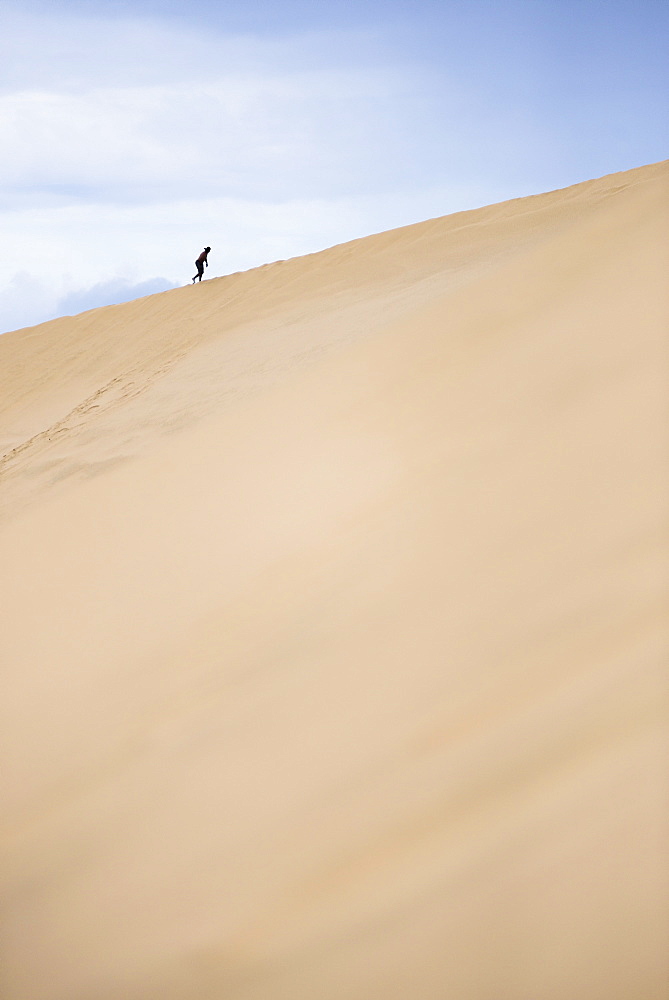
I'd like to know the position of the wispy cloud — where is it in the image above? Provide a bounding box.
[0,71,434,206]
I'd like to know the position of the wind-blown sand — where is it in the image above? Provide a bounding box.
[1,161,668,1000]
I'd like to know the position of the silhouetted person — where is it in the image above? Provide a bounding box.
[192,246,211,283]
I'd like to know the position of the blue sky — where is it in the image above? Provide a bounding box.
[0,0,667,333]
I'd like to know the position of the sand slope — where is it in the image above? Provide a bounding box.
[1,161,668,1000]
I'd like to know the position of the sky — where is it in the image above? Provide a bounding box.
[0,0,667,333]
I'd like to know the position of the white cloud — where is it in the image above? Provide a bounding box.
[56,276,177,316]
[0,274,178,334]
[0,272,61,335]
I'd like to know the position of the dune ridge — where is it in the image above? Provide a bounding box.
[1,161,668,999]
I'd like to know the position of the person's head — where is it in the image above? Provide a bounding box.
[205,246,211,252]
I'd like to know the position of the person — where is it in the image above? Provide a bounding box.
[192,246,211,283]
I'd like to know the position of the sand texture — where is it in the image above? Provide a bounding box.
[1,161,668,999]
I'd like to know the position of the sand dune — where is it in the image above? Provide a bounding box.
[1,161,668,999]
